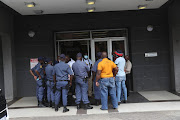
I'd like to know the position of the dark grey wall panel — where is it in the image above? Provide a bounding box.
[14,8,171,96]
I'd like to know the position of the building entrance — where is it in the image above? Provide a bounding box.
[55,29,128,63]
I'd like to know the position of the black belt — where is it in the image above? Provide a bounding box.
[47,80,53,82]
[57,80,69,82]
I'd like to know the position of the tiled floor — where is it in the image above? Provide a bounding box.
[8,102,180,118]
[7,91,180,119]
[139,91,180,102]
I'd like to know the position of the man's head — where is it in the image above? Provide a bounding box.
[65,55,70,63]
[125,55,129,61]
[77,53,82,60]
[96,52,102,59]
[59,54,66,62]
[84,53,88,60]
[115,50,123,57]
[102,52,108,59]
[46,58,52,65]
[38,56,44,64]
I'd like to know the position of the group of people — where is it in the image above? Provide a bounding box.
[29,50,132,113]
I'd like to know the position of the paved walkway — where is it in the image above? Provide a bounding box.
[10,110,180,120]
[8,101,180,119]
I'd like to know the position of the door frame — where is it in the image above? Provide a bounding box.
[91,37,127,63]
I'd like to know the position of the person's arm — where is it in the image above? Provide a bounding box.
[35,70,41,79]
[112,62,118,79]
[29,69,37,80]
[113,67,118,77]
[52,67,56,83]
[95,70,102,86]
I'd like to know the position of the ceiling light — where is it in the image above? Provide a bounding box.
[25,2,35,8]
[86,0,95,5]
[138,5,147,10]
[87,8,95,12]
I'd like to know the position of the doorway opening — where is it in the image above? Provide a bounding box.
[55,29,128,63]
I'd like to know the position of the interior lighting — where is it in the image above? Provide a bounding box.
[87,8,95,12]
[25,2,35,8]
[87,0,95,5]
[138,5,147,10]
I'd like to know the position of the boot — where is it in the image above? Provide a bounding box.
[84,104,93,110]
[55,105,58,112]
[47,102,50,107]
[63,106,69,113]
[38,102,45,107]
[95,100,100,106]
[52,102,55,108]
[77,104,81,109]
[37,101,40,106]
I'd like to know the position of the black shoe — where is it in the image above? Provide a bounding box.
[118,102,121,105]
[84,104,93,110]
[50,102,52,107]
[45,102,50,107]
[63,106,69,113]
[55,105,58,112]
[124,100,127,103]
[52,102,55,108]
[38,102,45,107]
[37,101,40,106]
[77,104,81,110]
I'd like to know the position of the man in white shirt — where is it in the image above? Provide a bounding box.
[65,55,76,99]
[114,50,127,104]
[125,55,132,97]
[83,53,93,97]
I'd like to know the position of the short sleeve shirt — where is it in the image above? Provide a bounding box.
[53,61,73,81]
[98,58,117,78]
[115,57,126,76]
[72,60,90,79]
[35,62,44,78]
[45,64,54,81]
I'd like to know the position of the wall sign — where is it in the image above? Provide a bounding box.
[30,58,38,69]
[145,52,158,57]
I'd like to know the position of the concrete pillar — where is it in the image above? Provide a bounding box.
[1,33,15,100]
[169,0,180,92]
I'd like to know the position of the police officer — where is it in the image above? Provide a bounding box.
[53,54,73,112]
[72,53,93,110]
[45,58,55,108]
[29,57,45,107]
[92,52,102,106]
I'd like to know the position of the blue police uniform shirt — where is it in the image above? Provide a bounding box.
[72,60,90,79]
[92,59,102,73]
[35,62,45,79]
[45,64,54,81]
[53,61,73,81]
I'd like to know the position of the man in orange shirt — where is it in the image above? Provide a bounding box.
[96,52,118,110]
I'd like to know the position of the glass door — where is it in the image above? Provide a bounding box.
[109,37,128,61]
[91,37,128,63]
[91,38,111,63]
